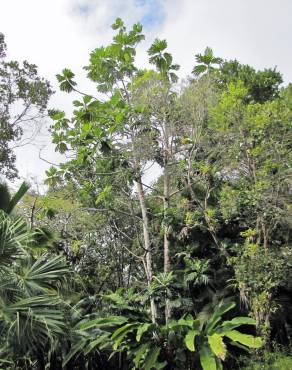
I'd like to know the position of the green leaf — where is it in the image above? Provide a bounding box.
[83,95,92,104]
[178,315,199,329]
[136,323,151,342]
[56,142,68,153]
[95,185,112,206]
[199,344,217,370]
[112,323,138,350]
[217,317,256,333]
[62,68,75,79]
[192,64,208,76]
[206,301,236,334]
[63,338,87,366]
[112,322,137,340]
[57,69,76,92]
[156,362,167,369]
[148,39,167,55]
[133,343,150,367]
[144,347,161,370]
[185,329,199,351]
[113,329,134,350]
[82,122,92,132]
[73,100,83,107]
[111,17,124,30]
[7,181,29,214]
[115,112,124,124]
[50,110,65,120]
[84,333,111,354]
[223,330,262,349]
[208,333,227,360]
[78,316,127,330]
[124,53,130,62]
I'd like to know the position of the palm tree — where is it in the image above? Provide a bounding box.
[192,47,223,76]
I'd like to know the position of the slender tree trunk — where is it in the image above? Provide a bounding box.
[30,196,37,229]
[163,160,172,323]
[163,162,170,274]
[136,177,157,322]
[163,117,172,323]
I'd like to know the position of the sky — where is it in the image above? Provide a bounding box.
[1,0,292,187]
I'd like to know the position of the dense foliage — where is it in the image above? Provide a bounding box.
[0,19,291,369]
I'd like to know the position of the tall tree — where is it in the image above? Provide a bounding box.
[49,18,160,321]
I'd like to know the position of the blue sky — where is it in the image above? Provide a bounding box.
[74,0,165,27]
[135,0,165,28]
[72,0,165,30]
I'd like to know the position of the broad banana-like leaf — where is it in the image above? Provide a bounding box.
[217,317,256,333]
[199,344,217,370]
[185,329,199,351]
[206,301,236,334]
[208,333,227,360]
[178,316,200,329]
[223,330,262,348]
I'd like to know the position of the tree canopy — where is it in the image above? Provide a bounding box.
[0,19,291,370]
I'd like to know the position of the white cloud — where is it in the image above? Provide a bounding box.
[0,0,291,186]
[158,0,292,80]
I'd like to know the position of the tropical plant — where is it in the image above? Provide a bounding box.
[0,183,70,368]
[3,16,290,370]
[65,299,262,370]
[0,181,29,214]
[192,47,222,76]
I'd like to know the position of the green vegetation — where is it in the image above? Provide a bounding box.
[0,19,291,369]
[241,350,292,369]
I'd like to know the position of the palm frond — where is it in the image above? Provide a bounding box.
[0,212,31,266]
[16,255,69,296]
[2,295,66,354]
[6,182,30,214]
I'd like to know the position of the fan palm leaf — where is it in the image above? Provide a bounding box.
[0,211,31,266]
[14,255,69,296]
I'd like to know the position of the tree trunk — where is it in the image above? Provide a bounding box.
[163,162,170,274]
[136,177,157,322]
[163,130,171,323]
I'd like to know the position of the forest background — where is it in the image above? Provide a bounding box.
[0,1,292,369]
